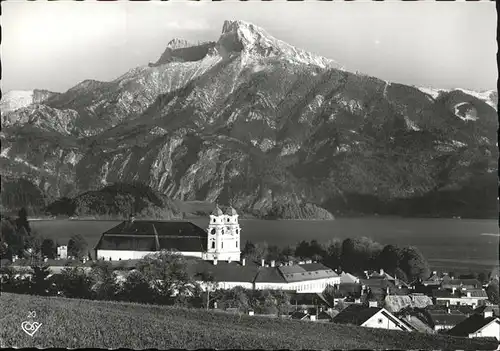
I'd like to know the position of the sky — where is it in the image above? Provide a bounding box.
[2,0,497,93]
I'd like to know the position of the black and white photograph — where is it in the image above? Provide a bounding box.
[1,0,499,349]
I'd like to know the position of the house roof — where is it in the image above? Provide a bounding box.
[360,278,392,288]
[96,220,208,252]
[103,220,208,238]
[398,315,434,333]
[254,267,287,284]
[336,283,362,297]
[288,292,330,306]
[441,279,482,288]
[427,311,468,327]
[317,311,334,320]
[427,304,474,315]
[427,273,441,281]
[433,288,488,299]
[278,263,338,283]
[473,305,500,317]
[340,272,360,284]
[290,311,309,320]
[369,271,396,281]
[332,305,381,326]
[187,260,259,283]
[448,314,499,337]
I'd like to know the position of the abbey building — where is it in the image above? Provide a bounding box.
[94,204,240,262]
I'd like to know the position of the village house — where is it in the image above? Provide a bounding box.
[190,259,340,293]
[288,307,337,322]
[441,277,483,290]
[332,304,413,331]
[473,304,500,318]
[290,310,311,321]
[433,287,489,307]
[394,308,436,334]
[426,308,469,331]
[448,308,500,341]
[340,272,360,284]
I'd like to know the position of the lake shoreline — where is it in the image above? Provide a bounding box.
[25,215,498,222]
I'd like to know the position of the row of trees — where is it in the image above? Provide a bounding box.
[1,208,91,261]
[1,250,295,315]
[242,237,431,282]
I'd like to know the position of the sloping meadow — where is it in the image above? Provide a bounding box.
[1,293,497,349]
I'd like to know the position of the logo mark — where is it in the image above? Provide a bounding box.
[21,321,42,337]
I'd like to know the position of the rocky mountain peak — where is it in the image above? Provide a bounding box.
[216,20,342,69]
[166,38,193,50]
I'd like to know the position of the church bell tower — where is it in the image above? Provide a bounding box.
[205,204,241,262]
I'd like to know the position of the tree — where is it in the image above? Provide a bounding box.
[24,230,43,252]
[219,286,250,312]
[340,237,383,274]
[0,265,31,294]
[478,272,488,284]
[486,279,499,304]
[15,208,31,235]
[378,245,403,275]
[89,261,118,300]
[323,239,342,270]
[393,267,409,284]
[244,242,269,262]
[1,218,25,259]
[58,267,92,299]
[137,250,194,305]
[279,245,296,262]
[322,284,338,308]
[196,271,219,309]
[489,266,499,280]
[251,290,278,315]
[400,246,430,281]
[30,264,53,296]
[119,270,154,303]
[68,234,88,259]
[266,245,281,261]
[41,238,56,259]
[295,241,312,259]
[273,290,291,317]
[242,240,255,256]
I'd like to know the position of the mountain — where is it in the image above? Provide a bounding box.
[1,20,497,219]
[1,89,59,115]
[418,87,498,111]
[45,182,181,219]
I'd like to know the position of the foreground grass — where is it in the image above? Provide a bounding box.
[1,293,497,350]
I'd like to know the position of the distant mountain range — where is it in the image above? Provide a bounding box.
[1,20,498,219]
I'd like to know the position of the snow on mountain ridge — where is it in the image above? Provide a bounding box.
[1,90,35,113]
[217,20,343,69]
[418,86,497,110]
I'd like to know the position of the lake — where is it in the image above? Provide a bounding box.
[31,218,499,274]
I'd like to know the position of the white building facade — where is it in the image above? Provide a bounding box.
[361,308,413,331]
[468,319,500,340]
[203,205,241,262]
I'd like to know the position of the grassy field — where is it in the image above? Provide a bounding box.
[1,293,498,349]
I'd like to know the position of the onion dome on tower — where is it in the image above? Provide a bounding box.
[212,204,224,216]
[226,206,238,216]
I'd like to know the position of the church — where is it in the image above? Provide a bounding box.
[94,204,241,262]
[94,205,340,293]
